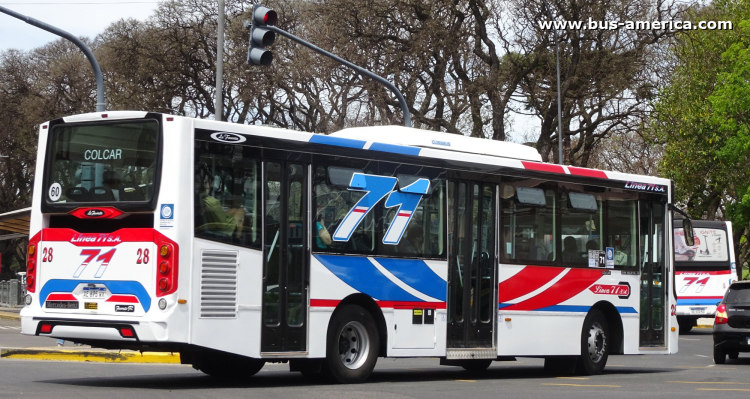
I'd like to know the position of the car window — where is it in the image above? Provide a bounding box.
[725,285,750,304]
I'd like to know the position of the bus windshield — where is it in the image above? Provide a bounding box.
[45,120,159,204]
[674,225,729,268]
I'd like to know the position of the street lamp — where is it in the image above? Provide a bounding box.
[540,0,564,165]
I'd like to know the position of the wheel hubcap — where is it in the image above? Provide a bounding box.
[338,321,369,370]
[587,322,607,363]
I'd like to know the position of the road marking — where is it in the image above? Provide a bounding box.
[695,354,709,358]
[455,380,476,382]
[542,383,620,388]
[667,381,750,385]
[556,377,590,380]
[0,326,20,330]
[696,388,750,392]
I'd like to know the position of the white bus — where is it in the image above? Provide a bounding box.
[22,111,688,382]
[674,219,736,333]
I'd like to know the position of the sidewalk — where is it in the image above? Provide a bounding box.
[0,307,180,364]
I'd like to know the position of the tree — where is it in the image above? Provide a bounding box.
[651,0,750,279]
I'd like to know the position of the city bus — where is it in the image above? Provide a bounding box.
[21,111,690,382]
[674,219,736,333]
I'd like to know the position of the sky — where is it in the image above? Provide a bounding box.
[0,0,162,51]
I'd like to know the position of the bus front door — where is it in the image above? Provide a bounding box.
[639,200,666,347]
[446,181,497,357]
[262,161,308,353]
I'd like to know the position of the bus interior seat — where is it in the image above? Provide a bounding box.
[65,187,89,202]
[119,186,145,201]
[90,186,115,202]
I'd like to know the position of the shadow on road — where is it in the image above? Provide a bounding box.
[36,363,685,390]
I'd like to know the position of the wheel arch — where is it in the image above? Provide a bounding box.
[591,301,624,355]
[332,294,387,357]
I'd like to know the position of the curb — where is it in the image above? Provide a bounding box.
[0,312,21,321]
[0,348,181,363]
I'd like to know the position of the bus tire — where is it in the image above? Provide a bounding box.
[714,347,726,364]
[461,359,493,372]
[576,309,609,375]
[192,351,265,379]
[323,305,379,384]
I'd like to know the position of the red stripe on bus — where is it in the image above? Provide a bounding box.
[47,293,76,301]
[521,161,565,174]
[498,266,565,303]
[310,299,341,307]
[309,299,446,309]
[352,208,367,213]
[397,213,411,217]
[502,268,602,311]
[567,166,608,179]
[106,295,139,303]
[676,270,733,275]
[41,228,155,246]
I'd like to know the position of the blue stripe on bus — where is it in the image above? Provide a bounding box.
[40,279,152,311]
[375,258,446,301]
[677,299,721,306]
[309,135,367,149]
[315,255,424,302]
[369,142,422,156]
[498,303,638,314]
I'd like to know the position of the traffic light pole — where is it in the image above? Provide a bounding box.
[0,6,105,112]
[265,25,412,128]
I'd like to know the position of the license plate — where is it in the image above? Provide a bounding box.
[46,301,78,309]
[82,287,106,299]
[690,307,706,314]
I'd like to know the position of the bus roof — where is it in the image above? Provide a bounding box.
[330,126,543,162]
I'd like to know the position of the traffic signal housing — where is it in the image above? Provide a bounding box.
[247,5,277,66]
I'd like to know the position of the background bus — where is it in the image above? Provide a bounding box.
[21,111,684,382]
[674,219,736,333]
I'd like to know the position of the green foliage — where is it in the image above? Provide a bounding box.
[651,0,750,269]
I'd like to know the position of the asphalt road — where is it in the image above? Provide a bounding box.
[2,316,749,398]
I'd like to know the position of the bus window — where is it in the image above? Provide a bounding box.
[194,142,260,248]
[500,179,557,264]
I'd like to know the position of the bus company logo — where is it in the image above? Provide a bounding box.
[71,234,122,244]
[431,140,451,147]
[84,209,106,218]
[589,282,631,299]
[210,132,246,144]
[115,305,135,312]
[624,181,666,193]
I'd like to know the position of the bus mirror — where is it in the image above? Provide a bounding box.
[682,219,695,246]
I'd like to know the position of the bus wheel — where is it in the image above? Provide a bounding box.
[324,305,379,384]
[576,309,609,375]
[193,351,265,379]
[460,359,493,372]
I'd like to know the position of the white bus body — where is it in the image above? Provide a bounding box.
[22,111,679,382]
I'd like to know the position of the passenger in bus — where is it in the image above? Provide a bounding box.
[563,236,579,262]
[401,224,424,255]
[196,162,245,238]
[315,213,332,249]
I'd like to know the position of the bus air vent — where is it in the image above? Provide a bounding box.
[200,250,239,318]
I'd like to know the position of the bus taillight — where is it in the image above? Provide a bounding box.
[154,233,178,297]
[26,232,41,293]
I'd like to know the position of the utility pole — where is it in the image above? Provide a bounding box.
[540,0,563,164]
[215,0,225,121]
[0,6,105,112]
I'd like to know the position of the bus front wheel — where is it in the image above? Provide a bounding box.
[576,309,609,375]
[324,305,380,384]
[192,351,265,379]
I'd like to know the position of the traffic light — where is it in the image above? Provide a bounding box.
[246,4,277,66]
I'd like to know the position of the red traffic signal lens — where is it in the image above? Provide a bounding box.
[253,6,277,26]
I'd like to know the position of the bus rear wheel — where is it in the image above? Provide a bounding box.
[323,305,379,384]
[576,309,609,375]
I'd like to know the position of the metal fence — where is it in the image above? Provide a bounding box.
[0,279,24,307]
